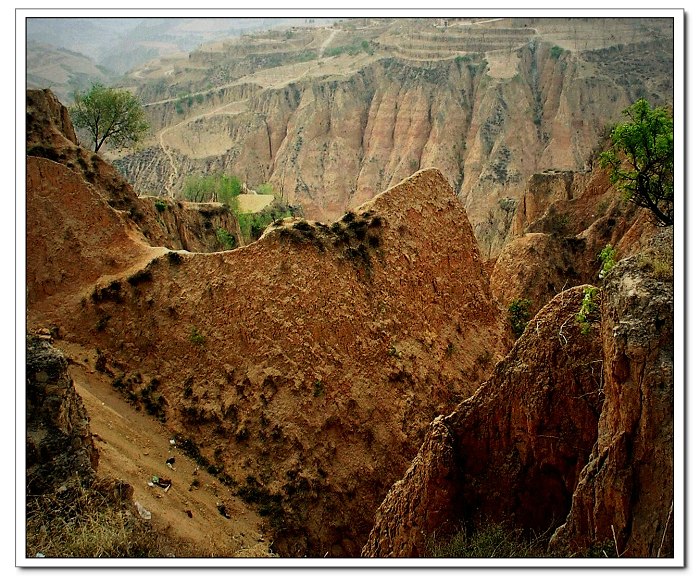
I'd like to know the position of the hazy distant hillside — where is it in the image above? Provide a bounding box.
[26,17,337,75]
[26,41,114,103]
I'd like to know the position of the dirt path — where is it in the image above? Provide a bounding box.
[318,28,338,58]
[59,342,273,558]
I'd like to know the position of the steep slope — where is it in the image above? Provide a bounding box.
[25,334,270,558]
[27,90,242,271]
[37,169,508,557]
[362,230,674,558]
[363,285,604,556]
[113,17,673,258]
[549,232,674,557]
[26,91,509,556]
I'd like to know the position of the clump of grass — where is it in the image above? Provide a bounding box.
[91,281,123,304]
[216,227,236,250]
[127,268,152,287]
[576,286,599,334]
[507,298,532,339]
[167,251,182,265]
[427,523,548,558]
[26,480,239,558]
[26,482,175,558]
[638,252,673,280]
[189,327,205,346]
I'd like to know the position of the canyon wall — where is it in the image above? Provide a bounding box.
[362,230,674,558]
[114,18,673,258]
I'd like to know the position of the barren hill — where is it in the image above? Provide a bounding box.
[111,16,673,258]
[26,89,509,556]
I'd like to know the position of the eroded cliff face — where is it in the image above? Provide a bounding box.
[27,101,510,557]
[363,285,604,557]
[489,164,656,318]
[26,90,242,265]
[362,230,674,558]
[550,232,674,558]
[114,18,673,258]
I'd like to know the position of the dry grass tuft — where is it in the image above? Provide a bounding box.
[25,480,232,558]
[427,523,550,558]
[26,481,175,558]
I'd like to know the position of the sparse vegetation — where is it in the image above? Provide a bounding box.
[154,199,167,212]
[598,244,617,279]
[324,40,374,58]
[140,378,166,421]
[166,251,182,265]
[255,182,276,195]
[126,268,152,287]
[550,45,565,60]
[388,344,402,358]
[576,286,599,334]
[600,98,673,226]
[216,227,236,250]
[428,523,548,558]
[237,200,297,243]
[189,327,206,346]
[508,298,532,339]
[26,481,177,558]
[95,313,111,332]
[638,251,673,280]
[182,173,241,207]
[498,198,516,213]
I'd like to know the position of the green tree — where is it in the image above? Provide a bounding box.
[70,83,149,152]
[600,99,673,226]
[182,173,241,207]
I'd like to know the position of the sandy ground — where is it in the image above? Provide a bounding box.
[59,341,274,559]
[238,193,275,213]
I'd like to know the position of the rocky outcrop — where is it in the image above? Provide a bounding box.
[490,232,586,318]
[490,163,657,318]
[363,285,604,557]
[550,231,674,557]
[26,335,99,495]
[510,170,590,237]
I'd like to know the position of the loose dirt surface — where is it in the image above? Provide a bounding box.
[58,341,274,559]
[238,192,275,213]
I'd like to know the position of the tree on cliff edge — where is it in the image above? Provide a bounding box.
[600,99,673,226]
[69,83,149,153]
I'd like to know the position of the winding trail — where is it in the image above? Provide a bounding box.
[318,28,338,58]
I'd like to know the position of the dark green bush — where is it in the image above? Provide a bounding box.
[508,298,532,338]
